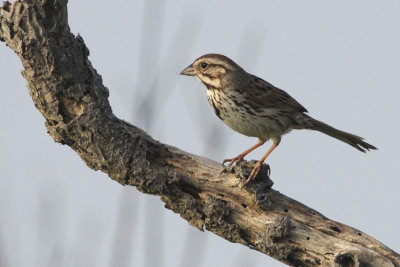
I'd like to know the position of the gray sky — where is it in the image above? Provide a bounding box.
[1,0,399,266]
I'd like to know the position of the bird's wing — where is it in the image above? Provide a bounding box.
[245,75,308,113]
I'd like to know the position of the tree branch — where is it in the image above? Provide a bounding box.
[1,1,398,266]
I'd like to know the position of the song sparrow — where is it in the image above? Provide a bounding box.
[180,54,377,185]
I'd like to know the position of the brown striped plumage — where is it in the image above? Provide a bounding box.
[181,54,377,185]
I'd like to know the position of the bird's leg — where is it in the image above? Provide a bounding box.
[222,140,265,166]
[243,140,279,186]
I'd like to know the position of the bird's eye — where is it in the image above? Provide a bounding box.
[200,62,208,69]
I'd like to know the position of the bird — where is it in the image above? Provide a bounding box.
[180,54,377,185]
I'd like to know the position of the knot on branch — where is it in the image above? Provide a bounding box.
[228,160,275,208]
[334,251,397,267]
[335,253,358,267]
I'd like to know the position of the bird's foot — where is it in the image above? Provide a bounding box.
[220,156,247,177]
[222,155,245,166]
[242,162,270,186]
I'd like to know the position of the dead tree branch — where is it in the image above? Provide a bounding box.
[1,1,398,266]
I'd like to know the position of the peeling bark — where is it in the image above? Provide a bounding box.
[1,1,399,266]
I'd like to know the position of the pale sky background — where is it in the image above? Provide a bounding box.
[1,1,399,266]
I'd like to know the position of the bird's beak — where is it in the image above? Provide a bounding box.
[180,64,196,76]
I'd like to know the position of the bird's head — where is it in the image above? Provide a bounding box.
[180,54,245,90]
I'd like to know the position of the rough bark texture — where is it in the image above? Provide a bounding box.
[1,1,399,266]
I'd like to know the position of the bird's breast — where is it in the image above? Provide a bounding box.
[206,89,293,141]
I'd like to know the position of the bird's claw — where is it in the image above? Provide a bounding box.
[222,156,244,166]
[242,162,270,186]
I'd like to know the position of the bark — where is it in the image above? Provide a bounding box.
[1,1,399,266]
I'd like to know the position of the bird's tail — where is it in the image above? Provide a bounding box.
[305,116,377,152]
